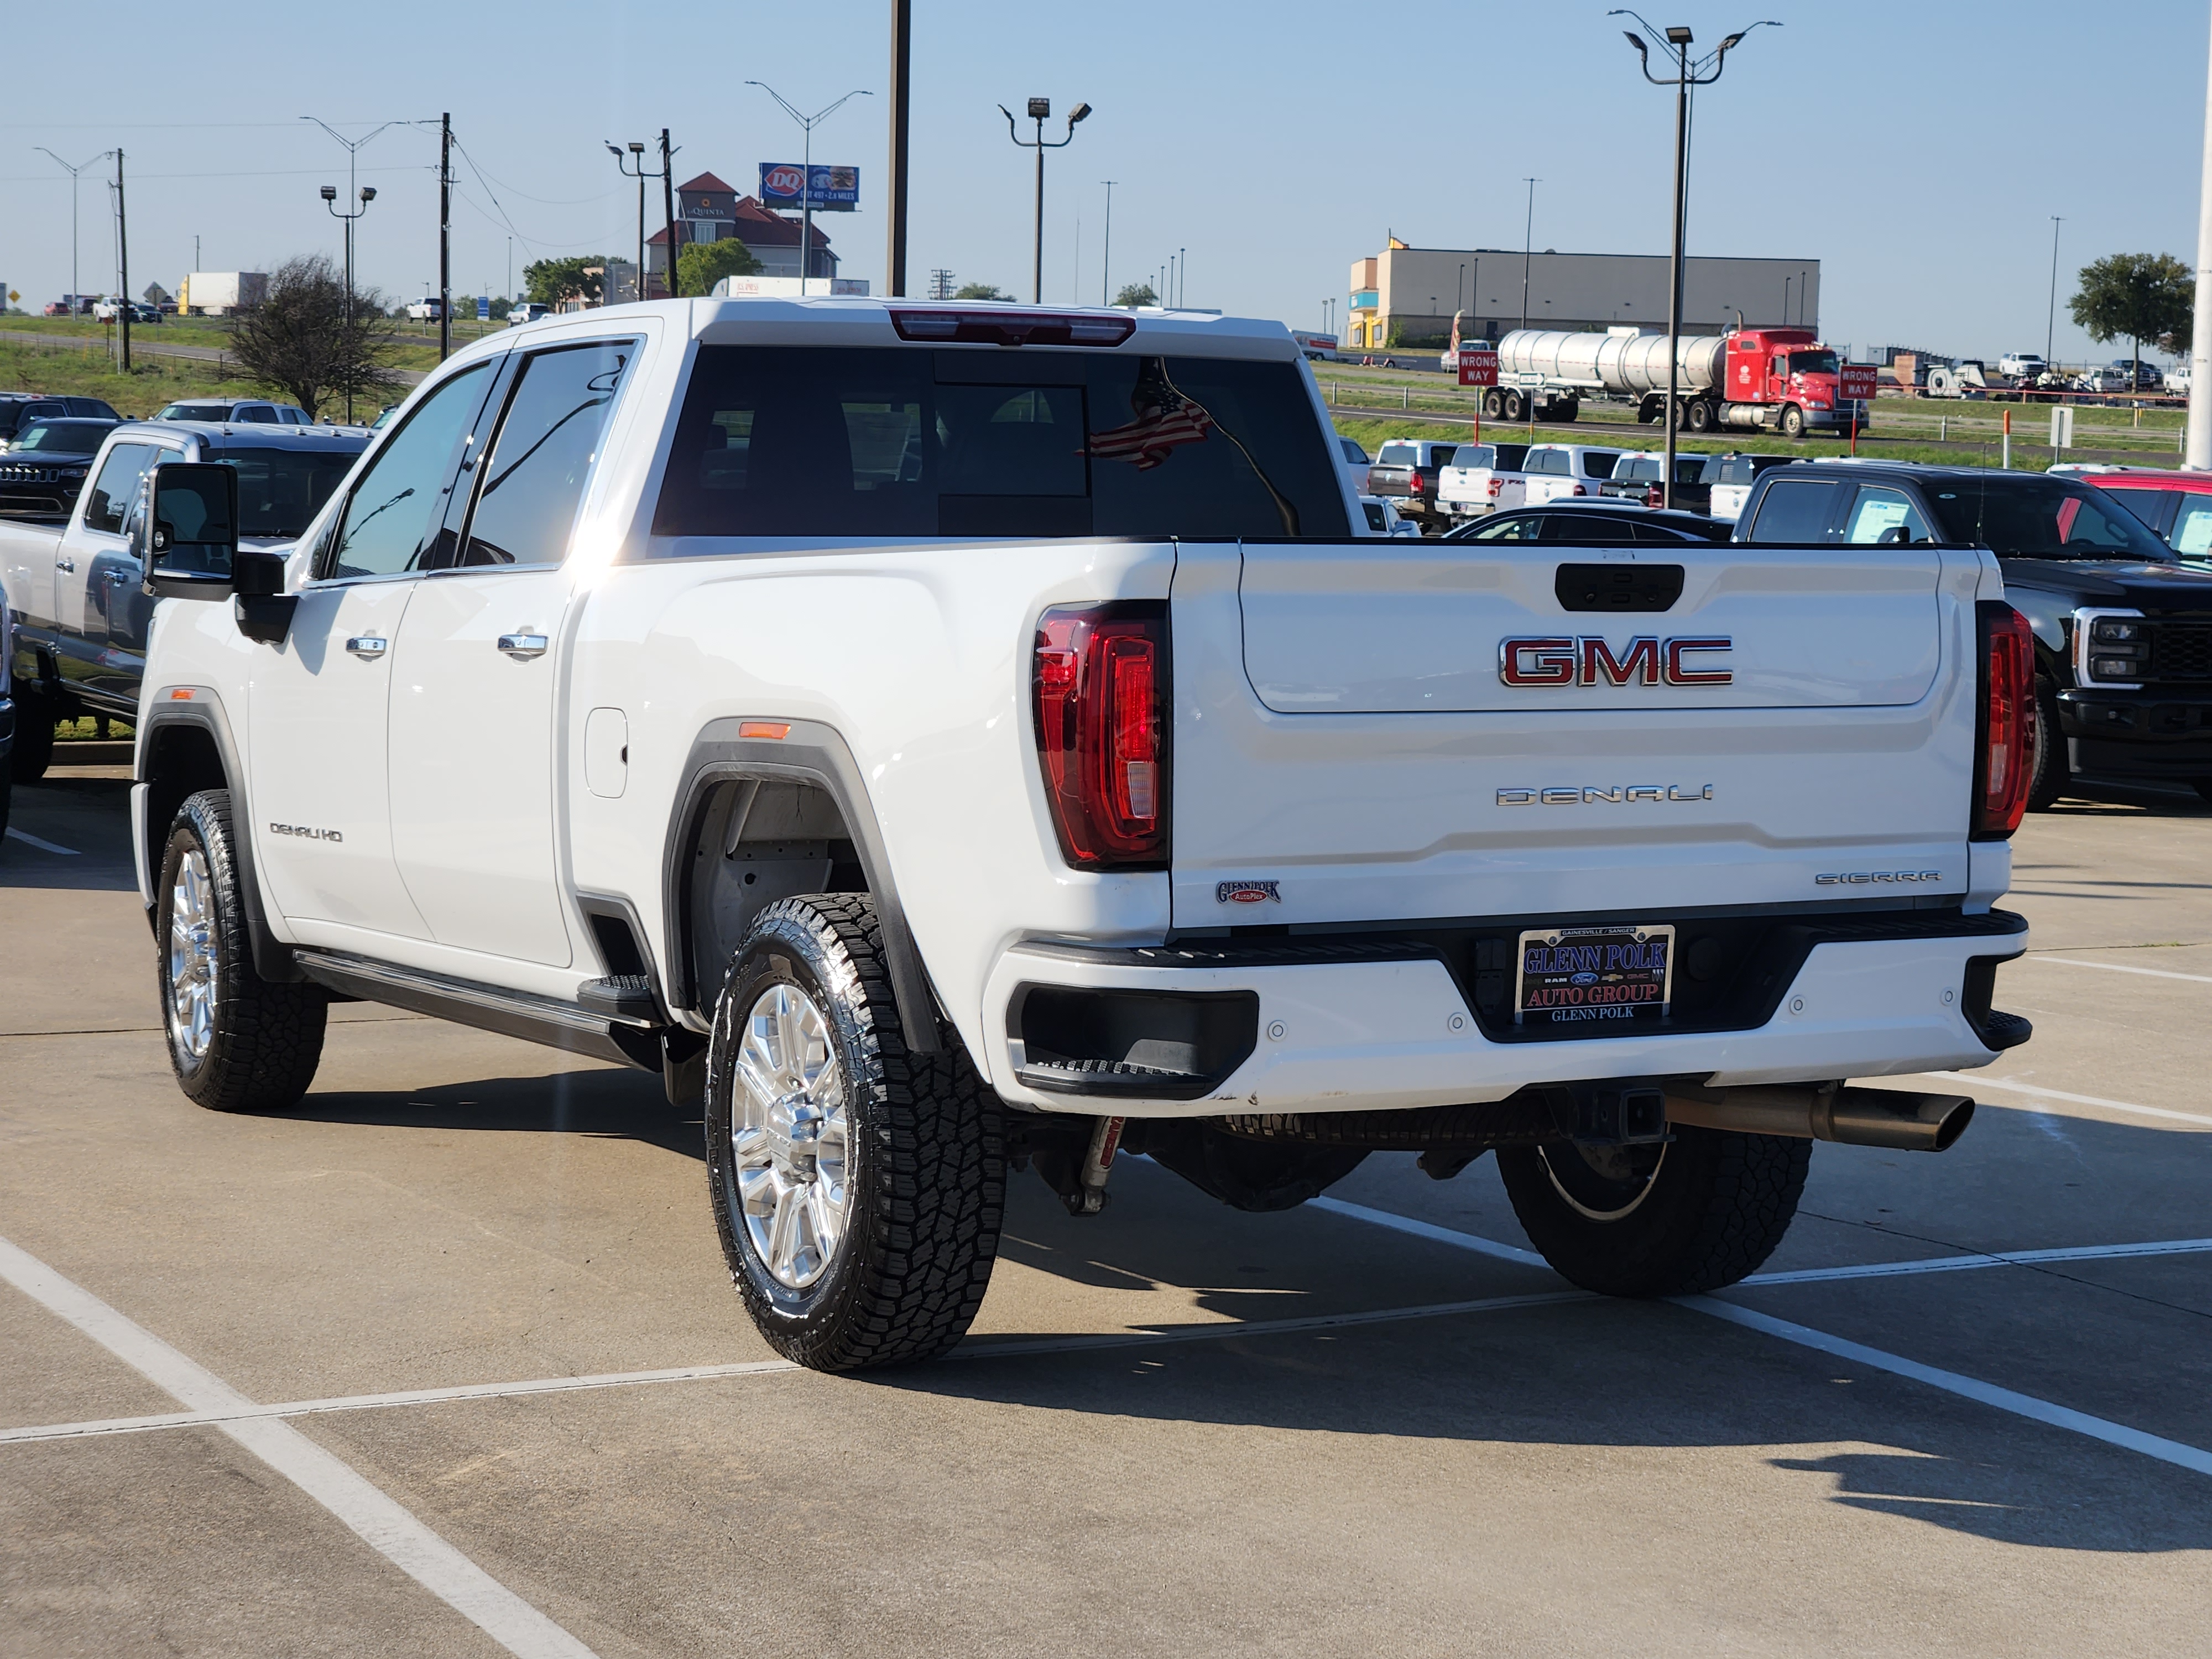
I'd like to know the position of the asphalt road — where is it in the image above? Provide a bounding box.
[3,759,2208,1656]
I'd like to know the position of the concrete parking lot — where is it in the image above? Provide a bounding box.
[3,758,2209,1657]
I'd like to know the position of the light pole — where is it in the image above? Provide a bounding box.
[321,182,377,422]
[1178,246,1186,309]
[1519,177,1540,333]
[1099,180,1117,305]
[998,97,1092,304]
[1613,13,1777,507]
[606,140,666,302]
[35,148,112,313]
[748,83,872,297]
[2046,216,2064,370]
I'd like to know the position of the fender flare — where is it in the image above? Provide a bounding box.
[664,718,941,1051]
[137,696,300,983]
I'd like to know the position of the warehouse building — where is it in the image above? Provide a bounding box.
[1347,242,1822,351]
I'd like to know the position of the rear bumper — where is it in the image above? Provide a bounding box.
[982,922,2025,1117]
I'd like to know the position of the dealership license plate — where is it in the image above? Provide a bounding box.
[1514,925,1676,1029]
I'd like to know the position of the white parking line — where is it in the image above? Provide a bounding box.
[0,1237,600,1659]
[3,827,79,856]
[1311,1206,2212,1478]
[1744,1236,2212,1285]
[1927,1071,2212,1128]
[2030,954,2212,985]
[1680,1297,2212,1477]
[1308,1196,1550,1265]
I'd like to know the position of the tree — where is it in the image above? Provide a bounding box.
[523,256,611,308]
[954,283,1011,301]
[487,296,513,321]
[224,254,400,420]
[1112,281,1157,309]
[2069,253,2193,388]
[677,236,763,297]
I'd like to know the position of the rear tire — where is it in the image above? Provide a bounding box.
[705,894,1004,1371]
[1686,398,1714,433]
[1551,397,1579,424]
[2028,676,2068,811]
[1502,390,1526,421]
[10,690,54,782]
[157,790,328,1113]
[1496,1125,1809,1296]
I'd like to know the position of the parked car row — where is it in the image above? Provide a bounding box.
[1352,435,1802,535]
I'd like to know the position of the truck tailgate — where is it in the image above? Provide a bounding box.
[1166,539,1986,928]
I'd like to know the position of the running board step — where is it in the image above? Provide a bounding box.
[578,975,661,1020]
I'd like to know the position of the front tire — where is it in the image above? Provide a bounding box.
[1496,1125,1809,1296]
[157,790,328,1113]
[1780,403,1807,437]
[705,894,1004,1371]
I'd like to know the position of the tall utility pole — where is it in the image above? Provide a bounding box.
[321,182,376,421]
[999,97,1091,304]
[438,113,452,358]
[114,151,129,372]
[660,129,679,297]
[1519,178,1539,333]
[2193,1,2212,467]
[1178,246,1186,308]
[886,0,912,298]
[35,148,111,314]
[1613,13,1772,508]
[749,83,872,297]
[2046,217,2065,372]
[1099,180,1117,305]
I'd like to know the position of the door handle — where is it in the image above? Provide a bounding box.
[105,568,133,583]
[497,632,549,659]
[55,557,75,573]
[346,635,389,659]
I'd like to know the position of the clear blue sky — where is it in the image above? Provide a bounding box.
[1,0,2204,363]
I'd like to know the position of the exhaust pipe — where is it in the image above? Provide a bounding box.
[1665,1084,1975,1152]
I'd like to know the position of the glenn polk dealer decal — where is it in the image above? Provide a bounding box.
[1217,880,1281,905]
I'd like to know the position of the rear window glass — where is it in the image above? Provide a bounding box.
[653,347,1348,541]
[1616,455,1662,482]
[211,445,363,539]
[1582,452,1620,478]
[1527,450,1568,475]
[1376,441,1418,465]
[1745,477,1842,542]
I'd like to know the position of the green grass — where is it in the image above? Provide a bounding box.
[0,341,255,416]
[53,714,131,744]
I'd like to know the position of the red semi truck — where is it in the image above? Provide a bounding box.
[1487,325,1874,438]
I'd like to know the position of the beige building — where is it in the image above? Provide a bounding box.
[1347,244,1822,351]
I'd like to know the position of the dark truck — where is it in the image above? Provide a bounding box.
[1365,438,1459,531]
[1734,460,2212,805]
[1598,451,1714,515]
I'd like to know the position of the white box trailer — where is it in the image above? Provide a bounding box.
[179,272,267,316]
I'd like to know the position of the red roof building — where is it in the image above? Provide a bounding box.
[648,178,837,289]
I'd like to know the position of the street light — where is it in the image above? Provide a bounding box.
[999,96,1091,304]
[1519,178,1540,333]
[747,83,872,297]
[322,181,376,422]
[2046,216,2064,371]
[1610,12,1779,507]
[35,148,113,314]
[606,139,667,303]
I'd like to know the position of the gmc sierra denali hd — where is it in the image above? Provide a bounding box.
[128,298,2034,1371]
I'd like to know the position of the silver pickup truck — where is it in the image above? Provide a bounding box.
[1,420,365,779]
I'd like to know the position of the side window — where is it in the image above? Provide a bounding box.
[1746,478,1842,544]
[1470,514,1541,541]
[1362,501,1387,533]
[2170,496,2212,556]
[2109,488,2176,533]
[327,361,494,578]
[1840,485,1934,545]
[456,340,634,568]
[237,405,279,425]
[82,443,160,535]
[1542,514,1637,543]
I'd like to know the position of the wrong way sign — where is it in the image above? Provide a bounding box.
[1459,347,1499,388]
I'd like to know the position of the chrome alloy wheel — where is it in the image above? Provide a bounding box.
[731,983,851,1290]
[167,847,219,1061]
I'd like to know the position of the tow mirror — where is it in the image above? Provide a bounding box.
[143,463,238,601]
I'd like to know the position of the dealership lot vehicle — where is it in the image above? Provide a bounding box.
[0,419,116,522]
[1997,351,2048,378]
[123,297,2037,1380]
[0,395,121,444]
[1597,450,1713,513]
[154,399,316,427]
[2072,466,2212,555]
[1444,501,1733,544]
[1,421,367,780]
[1734,460,2212,805]
[1436,439,1531,518]
[1337,435,1371,494]
[1357,492,1422,535]
[1706,451,1799,521]
[1518,441,1629,504]
[1365,437,1459,528]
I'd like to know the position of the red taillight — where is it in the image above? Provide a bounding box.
[1975,600,2036,837]
[1572,482,1587,497]
[1033,602,1170,868]
[1487,478,1503,498]
[1645,483,1663,509]
[1408,469,1427,492]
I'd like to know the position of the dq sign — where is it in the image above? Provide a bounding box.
[759,163,860,211]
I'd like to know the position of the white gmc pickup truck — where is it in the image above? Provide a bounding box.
[129,297,2036,1371]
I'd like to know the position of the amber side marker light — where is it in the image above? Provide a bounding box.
[738,721,790,740]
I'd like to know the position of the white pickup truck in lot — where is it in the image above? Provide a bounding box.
[128,297,2035,1372]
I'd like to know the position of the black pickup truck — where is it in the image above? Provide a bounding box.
[1734,460,2212,805]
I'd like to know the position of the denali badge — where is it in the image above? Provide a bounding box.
[1499,785,1714,805]
[1217,880,1281,905]
[269,822,344,843]
[1499,635,1733,687]
[1815,870,1942,886]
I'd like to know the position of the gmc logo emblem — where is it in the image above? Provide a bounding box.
[1499,635,1733,687]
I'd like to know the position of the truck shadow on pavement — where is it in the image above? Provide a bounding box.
[2,776,140,893]
[289,1063,705,1162]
